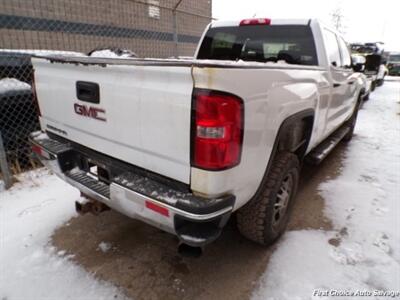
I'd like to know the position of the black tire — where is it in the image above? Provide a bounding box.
[343,99,361,142]
[237,152,300,245]
[376,79,384,87]
[371,81,376,92]
[363,92,369,101]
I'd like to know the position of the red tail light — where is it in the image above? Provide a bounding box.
[31,144,50,159]
[240,18,271,26]
[191,89,244,170]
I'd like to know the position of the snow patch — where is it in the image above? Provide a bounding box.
[31,131,49,141]
[0,169,124,299]
[98,242,112,253]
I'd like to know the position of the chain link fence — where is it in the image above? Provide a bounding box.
[0,0,212,187]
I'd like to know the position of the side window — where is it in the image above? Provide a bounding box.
[338,37,351,68]
[323,29,341,67]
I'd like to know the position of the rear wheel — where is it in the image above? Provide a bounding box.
[237,152,299,245]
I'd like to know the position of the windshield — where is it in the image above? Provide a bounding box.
[197,25,318,66]
[389,55,400,62]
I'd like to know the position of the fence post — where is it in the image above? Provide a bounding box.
[172,0,184,58]
[0,131,13,189]
[172,11,178,57]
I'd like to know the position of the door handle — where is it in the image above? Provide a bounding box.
[333,83,341,88]
[76,81,100,104]
[347,80,355,85]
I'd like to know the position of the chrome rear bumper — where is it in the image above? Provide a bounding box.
[30,131,234,246]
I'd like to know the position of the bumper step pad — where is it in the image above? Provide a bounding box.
[65,169,110,199]
[30,133,71,155]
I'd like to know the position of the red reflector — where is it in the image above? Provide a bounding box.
[31,144,50,159]
[240,18,271,26]
[192,89,243,170]
[31,144,42,155]
[145,201,169,217]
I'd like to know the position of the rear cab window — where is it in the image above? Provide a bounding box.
[323,29,342,67]
[337,37,352,68]
[323,28,352,69]
[197,25,318,66]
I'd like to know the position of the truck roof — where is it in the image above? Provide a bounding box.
[210,18,313,28]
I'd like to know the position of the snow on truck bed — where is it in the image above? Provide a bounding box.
[32,54,324,71]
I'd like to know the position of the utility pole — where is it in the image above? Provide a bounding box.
[330,6,345,34]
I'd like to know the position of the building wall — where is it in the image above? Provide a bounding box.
[0,0,212,57]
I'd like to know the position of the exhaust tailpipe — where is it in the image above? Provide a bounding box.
[178,243,203,258]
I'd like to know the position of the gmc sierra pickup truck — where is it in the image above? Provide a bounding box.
[30,18,364,254]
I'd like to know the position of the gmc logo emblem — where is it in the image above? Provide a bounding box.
[74,103,106,122]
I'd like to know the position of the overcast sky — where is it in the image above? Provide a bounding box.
[212,0,400,51]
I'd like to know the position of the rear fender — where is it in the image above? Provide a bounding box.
[191,67,321,210]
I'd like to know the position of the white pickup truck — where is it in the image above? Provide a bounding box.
[30,18,364,254]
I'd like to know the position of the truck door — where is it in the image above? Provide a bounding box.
[322,28,355,136]
[337,36,358,121]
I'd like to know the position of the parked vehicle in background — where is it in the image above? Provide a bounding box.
[30,18,364,254]
[387,52,400,76]
[0,50,84,172]
[350,42,387,88]
[365,54,387,87]
[0,49,84,83]
[364,42,385,55]
[352,55,372,101]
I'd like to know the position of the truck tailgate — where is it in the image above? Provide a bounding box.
[32,57,193,184]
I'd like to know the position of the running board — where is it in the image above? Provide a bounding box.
[306,126,350,165]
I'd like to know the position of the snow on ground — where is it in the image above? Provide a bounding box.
[254,80,400,299]
[0,169,125,300]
